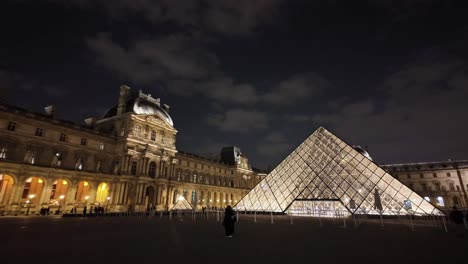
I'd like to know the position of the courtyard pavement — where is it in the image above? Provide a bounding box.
[0,214,466,264]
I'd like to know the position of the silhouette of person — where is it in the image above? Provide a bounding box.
[222,205,236,237]
[83,206,87,217]
[449,206,463,225]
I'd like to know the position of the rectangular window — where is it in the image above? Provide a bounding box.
[449,183,455,191]
[7,122,16,131]
[0,147,6,159]
[436,196,445,207]
[407,174,411,179]
[24,150,36,164]
[80,138,87,146]
[419,173,423,179]
[35,128,43,137]
[446,172,451,177]
[130,161,137,175]
[98,142,104,150]
[434,182,441,191]
[421,183,427,191]
[433,173,437,178]
[59,133,66,142]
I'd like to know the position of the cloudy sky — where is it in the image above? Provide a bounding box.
[1,0,468,169]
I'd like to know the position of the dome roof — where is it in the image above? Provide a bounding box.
[352,145,372,161]
[103,91,173,126]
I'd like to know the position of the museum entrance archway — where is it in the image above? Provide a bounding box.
[0,174,15,205]
[75,181,91,206]
[95,183,109,205]
[21,177,44,206]
[288,199,351,217]
[49,179,69,210]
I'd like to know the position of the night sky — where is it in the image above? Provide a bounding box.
[1,0,468,170]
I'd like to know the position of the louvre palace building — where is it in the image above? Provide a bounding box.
[0,85,265,215]
[0,85,467,216]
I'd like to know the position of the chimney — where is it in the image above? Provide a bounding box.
[117,85,131,116]
[84,117,97,128]
[44,105,55,117]
[162,104,170,112]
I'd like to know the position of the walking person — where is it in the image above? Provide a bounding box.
[83,206,87,217]
[222,205,236,238]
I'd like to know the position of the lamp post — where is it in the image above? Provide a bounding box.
[106,196,111,213]
[26,194,35,216]
[58,195,65,214]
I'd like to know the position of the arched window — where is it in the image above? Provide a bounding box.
[130,161,137,175]
[191,191,197,204]
[151,130,156,141]
[148,162,156,178]
[193,174,197,183]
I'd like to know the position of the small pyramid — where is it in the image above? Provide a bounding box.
[170,196,194,211]
[234,127,442,216]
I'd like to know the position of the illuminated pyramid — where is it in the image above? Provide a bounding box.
[170,196,194,211]
[235,127,442,216]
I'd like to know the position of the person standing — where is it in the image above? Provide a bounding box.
[222,205,236,237]
[83,206,87,217]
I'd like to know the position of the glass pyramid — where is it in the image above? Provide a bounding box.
[235,127,442,216]
[170,196,194,211]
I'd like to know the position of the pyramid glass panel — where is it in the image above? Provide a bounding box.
[234,127,443,216]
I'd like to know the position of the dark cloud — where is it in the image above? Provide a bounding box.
[55,0,283,36]
[263,72,329,105]
[86,33,217,84]
[206,109,269,132]
[313,56,468,163]
[257,131,293,157]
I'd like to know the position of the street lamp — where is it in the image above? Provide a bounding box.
[106,196,111,213]
[26,194,35,216]
[84,196,89,206]
[58,195,65,214]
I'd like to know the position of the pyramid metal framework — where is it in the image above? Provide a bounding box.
[234,127,443,216]
[170,196,194,211]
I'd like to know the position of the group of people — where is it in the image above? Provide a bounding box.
[81,205,106,216]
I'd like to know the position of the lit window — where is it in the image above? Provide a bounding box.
[424,196,430,202]
[437,196,445,207]
[80,138,87,146]
[0,147,7,159]
[7,122,16,131]
[151,130,156,141]
[96,160,102,172]
[75,158,83,170]
[98,142,104,150]
[59,133,67,142]
[24,150,35,164]
[53,152,63,167]
[35,128,43,137]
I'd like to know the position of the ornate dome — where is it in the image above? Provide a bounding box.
[103,90,173,126]
[352,145,372,161]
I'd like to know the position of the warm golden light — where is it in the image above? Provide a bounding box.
[59,195,65,200]
[83,181,89,187]
[38,179,43,183]
[85,196,89,200]
[63,180,67,185]
[29,194,35,199]
[106,196,111,200]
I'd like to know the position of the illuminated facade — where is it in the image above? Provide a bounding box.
[235,127,443,216]
[383,161,468,210]
[0,85,265,215]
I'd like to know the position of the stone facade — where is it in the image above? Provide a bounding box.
[0,85,265,215]
[382,160,468,210]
